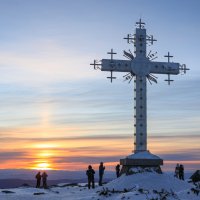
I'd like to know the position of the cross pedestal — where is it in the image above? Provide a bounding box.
[120,151,163,174]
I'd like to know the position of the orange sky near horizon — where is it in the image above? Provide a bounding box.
[0,129,199,171]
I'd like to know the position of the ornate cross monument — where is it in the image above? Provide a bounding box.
[91,19,189,173]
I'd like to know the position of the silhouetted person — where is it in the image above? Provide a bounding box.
[179,164,184,180]
[99,162,105,186]
[86,165,95,189]
[42,171,48,189]
[174,163,179,178]
[35,172,41,188]
[116,164,120,178]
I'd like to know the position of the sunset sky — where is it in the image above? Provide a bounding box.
[0,0,200,171]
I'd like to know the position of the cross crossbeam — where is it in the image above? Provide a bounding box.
[101,59,180,75]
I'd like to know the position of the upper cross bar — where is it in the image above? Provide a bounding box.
[136,18,145,29]
[164,52,173,63]
[107,48,117,60]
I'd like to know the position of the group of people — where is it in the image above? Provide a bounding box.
[35,162,120,189]
[174,163,184,180]
[86,162,121,189]
[35,171,48,189]
[35,164,186,189]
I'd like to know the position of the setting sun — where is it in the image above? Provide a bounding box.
[33,162,52,171]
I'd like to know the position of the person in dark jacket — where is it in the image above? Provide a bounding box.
[179,164,184,180]
[116,164,120,178]
[35,172,41,188]
[99,162,105,186]
[86,165,95,189]
[41,171,48,189]
[174,163,179,178]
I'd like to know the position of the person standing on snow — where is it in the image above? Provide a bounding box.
[98,162,105,186]
[116,164,120,178]
[86,165,95,189]
[174,163,179,178]
[41,171,48,189]
[35,171,41,188]
[179,164,184,180]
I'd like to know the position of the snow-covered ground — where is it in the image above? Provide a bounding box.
[0,172,199,200]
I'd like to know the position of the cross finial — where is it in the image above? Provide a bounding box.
[180,64,190,74]
[90,60,101,70]
[136,18,145,29]
[124,34,134,43]
[164,52,173,63]
[147,35,157,45]
[165,74,174,85]
[107,70,116,83]
[107,48,117,60]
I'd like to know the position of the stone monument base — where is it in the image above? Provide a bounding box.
[120,150,163,175]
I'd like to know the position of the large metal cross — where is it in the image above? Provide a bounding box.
[91,19,188,153]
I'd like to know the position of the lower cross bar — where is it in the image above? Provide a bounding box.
[107,71,116,83]
[165,74,174,85]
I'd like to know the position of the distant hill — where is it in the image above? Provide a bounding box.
[0,169,115,188]
[0,169,194,189]
[0,178,86,189]
[0,169,86,180]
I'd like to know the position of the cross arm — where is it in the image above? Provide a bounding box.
[101,59,131,72]
[149,61,180,75]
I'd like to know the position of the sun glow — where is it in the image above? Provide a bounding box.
[32,162,52,170]
[38,151,54,157]
[33,143,60,149]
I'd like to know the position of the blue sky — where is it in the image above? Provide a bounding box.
[0,0,199,171]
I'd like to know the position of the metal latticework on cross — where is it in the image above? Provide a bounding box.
[91,19,189,155]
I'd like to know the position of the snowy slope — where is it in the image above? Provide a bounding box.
[106,172,190,192]
[0,172,199,200]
